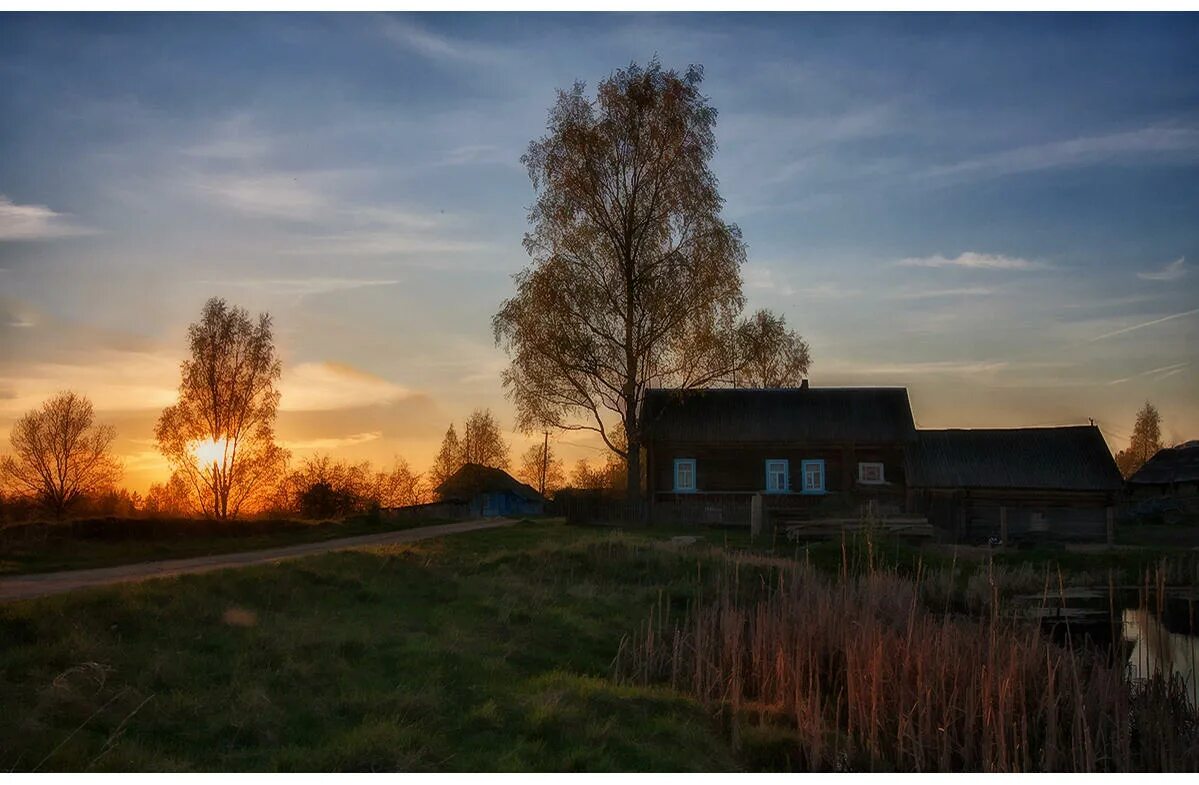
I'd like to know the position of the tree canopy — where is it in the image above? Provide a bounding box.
[494,59,810,508]
[0,391,121,518]
[155,297,287,518]
[1115,401,1164,478]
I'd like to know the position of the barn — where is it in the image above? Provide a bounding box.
[433,463,545,518]
[907,426,1123,544]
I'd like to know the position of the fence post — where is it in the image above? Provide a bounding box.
[751,493,763,540]
[999,505,1008,546]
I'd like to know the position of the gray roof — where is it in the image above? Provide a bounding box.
[1128,442,1199,485]
[434,463,544,502]
[640,387,916,445]
[907,426,1123,491]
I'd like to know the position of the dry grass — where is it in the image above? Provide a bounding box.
[614,548,1199,771]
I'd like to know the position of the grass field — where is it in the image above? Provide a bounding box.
[1,520,1195,771]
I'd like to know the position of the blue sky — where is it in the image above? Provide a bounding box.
[1,12,1197,489]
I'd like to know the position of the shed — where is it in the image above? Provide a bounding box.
[908,426,1122,543]
[1125,441,1199,524]
[433,463,545,518]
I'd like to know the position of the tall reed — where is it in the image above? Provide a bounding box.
[614,548,1199,771]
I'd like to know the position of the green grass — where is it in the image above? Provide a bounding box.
[0,521,741,772]
[0,515,451,576]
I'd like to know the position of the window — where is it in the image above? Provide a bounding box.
[801,459,825,494]
[765,459,789,493]
[858,462,885,485]
[673,458,696,493]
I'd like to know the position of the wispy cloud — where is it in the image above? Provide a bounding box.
[377,15,508,65]
[925,125,1199,180]
[1137,256,1187,282]
[280,431,383,450]
[195,173,326,219]
[889,286,996,300]
[217,278,402,298]
[0,195,96,241]
[279,361,410,412]
[896,252,1045,271]
[1106,361,1190,385]
[1089,307,1199,342]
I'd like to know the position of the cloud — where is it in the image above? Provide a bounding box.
[194,174,326,219]
[889,286,996,300]
[1137,256,1187,282]
[377,15,509,65]
[896,252,1045,271]
[0,349,181,416]
[1106,361,1190,385]
[925,125,1199,180]
[1089,307,1199,342]
[217,278,402,298]
[280,431,383,450]
[0,195,96,241]
[279,361,411,412]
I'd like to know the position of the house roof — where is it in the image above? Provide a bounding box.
[434,463,544,502]
[640,386,916,445]
[1127,441,1199,485]
[907,426,1123,491]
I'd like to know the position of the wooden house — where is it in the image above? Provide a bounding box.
[906,426,1123,543]
[433,463,545,518]
[1125,441,1199,524]
[640,384,917,525]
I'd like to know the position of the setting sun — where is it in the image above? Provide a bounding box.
[189,437,228,467]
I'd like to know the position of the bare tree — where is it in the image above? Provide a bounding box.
[1115,401,1164,478]
[0,391,121,518]
[155,297,288,519]
[494,59,808,515]
[516,438,565,497]
[372,457,426,508]
[460,408,511,469]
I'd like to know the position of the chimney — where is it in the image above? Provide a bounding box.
[800,379,809,390]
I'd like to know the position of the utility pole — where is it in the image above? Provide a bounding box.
[539,430,549,496]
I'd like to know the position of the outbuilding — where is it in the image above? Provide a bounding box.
[433,463,545,518]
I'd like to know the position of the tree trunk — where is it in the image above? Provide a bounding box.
[626,433,642,525]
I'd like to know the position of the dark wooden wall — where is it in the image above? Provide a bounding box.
[646,442,908,496]
[918,488,1112,543]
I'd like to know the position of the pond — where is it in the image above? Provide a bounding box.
[1015,585,1199,707]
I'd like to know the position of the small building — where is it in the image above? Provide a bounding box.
[640,384,917,525]
[433,463,545,518]
[1125,441,1199,524]
[907,426,1123,543]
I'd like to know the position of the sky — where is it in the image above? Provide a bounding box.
[1,12,1197,493]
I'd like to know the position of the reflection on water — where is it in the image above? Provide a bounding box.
[1123,608,1199,708]
[1015,586,1199,707]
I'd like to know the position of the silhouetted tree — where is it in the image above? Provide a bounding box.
[429,424,462,488]
[372,457,426,508]
[155,298,288,519]
[516,438,565,497]
[1115,401,1164,478]
[494,59,808,517]
[460,408,511,470]
[733,310,812,388]
[0,391,121,518]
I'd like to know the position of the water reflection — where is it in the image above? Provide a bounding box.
[1123,608,1199,708]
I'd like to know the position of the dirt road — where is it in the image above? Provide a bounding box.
[0,518,517,602]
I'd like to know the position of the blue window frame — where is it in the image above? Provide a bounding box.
[673,458,697,493]
[764,459,789,493]
[801,459,826,494]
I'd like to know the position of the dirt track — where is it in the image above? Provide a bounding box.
[0,518,517,602]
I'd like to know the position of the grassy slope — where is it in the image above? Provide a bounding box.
[0,516,450,576]
[0,522,740,772]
